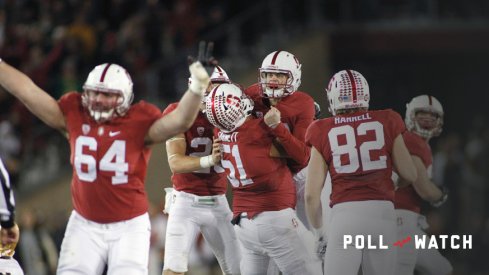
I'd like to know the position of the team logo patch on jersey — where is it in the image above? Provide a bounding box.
[197,127,205,137]
[82,124,90,135]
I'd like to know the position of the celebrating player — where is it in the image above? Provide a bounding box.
[162,66,240,275]
[305,69,417,275]
[206,83,321,275]
[0,51,210,274]
[395,95,452,275]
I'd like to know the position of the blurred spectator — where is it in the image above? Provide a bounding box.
[17,209,58,275]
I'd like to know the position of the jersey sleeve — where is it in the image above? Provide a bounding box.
[387,109,406,139]
[403,132,430,164]
[162,102,178,117]
[270,95,315,167]
[58,92,80,117]
[305,120,324,152]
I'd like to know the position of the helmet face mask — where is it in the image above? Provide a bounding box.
[326,70,370,115]
[205,83,253,132]
[405,95,444,139]
[82,63,134,123]
[259,51,301,98]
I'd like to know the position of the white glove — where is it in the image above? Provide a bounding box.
[188,61,210,96]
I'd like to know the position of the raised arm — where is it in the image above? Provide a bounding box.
[305,146,328,230]
[392,134,417,184]
[147,62,209,144]
[0,59,65,131]
[166,134,221,173]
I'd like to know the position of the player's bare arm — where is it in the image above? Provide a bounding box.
[166,135,221,173]
[408,155,443,202]
[147,62,209,144]
[392,134,418,183]
[305,146,327,229]
[0,60,66,131]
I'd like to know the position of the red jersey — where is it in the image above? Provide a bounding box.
[216,118,296,219]
[59,92,161,223]
[306,109,405,206]
[394,131,433,213]
[162,103,226,196]
[245,83,314,172]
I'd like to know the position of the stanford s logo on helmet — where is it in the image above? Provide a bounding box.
[326,69,369,115]
[405,95,444,139]
[82,63,134,123]
[205,83,254,132]
[259,50,302,98]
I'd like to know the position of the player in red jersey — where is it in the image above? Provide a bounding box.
[394,95,452,275]
[245,51,320,274]
[0,55,210,275]
[205,83,322,275]
[245,51,314,224]
[305,69,417,275]
[162,66,240,275]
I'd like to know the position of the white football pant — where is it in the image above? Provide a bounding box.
[396,209,453,275]
[163,190,240,274]
[57,211,151,275]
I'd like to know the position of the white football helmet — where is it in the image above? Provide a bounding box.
[259,50,302,98]
[405,95,444,139]
[210,65,231,84]
[82,63,134,123]
[326,69,370,115]
[205,83,254,132]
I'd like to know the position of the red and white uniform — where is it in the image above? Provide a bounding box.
[245,84,314,171]
[59,92,161,222]
[161,103,240,274]
[219,118,321,275]
[306,109,404,275]
[57,92,161,275]
[394,131,452,275]
[163,103,227,195]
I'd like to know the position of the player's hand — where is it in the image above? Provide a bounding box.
[188,62,210,96]
[314,101,321,119]
[431,186,448,208]
[264,106,281,128]
[211,138,222,164]
[187,41,218,67]
[0,223,19,257]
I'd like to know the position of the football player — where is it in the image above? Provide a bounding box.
[394,95,452,275]
[162,66,240,275]
[305,69,417,275]
[0,54,210,275]
[205,83,321,275]
[245,51,315,229]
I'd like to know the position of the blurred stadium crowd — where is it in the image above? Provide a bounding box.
[1,0,489,274]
